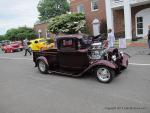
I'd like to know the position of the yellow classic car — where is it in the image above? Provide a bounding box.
[28,38,54,51]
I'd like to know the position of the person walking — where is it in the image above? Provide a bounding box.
[107,28,115,48]
[23,38,32,56]
[147,25,150,55]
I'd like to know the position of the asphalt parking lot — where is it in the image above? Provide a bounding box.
[0,48,150,113]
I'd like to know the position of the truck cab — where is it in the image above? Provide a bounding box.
[34,35,89,73]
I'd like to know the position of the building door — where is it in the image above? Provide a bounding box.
[136,8,150,37]
[93,19,100,36]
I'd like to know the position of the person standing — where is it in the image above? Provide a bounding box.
[23,38,32,56]
[107,28,115,48]
[147,25,150,55]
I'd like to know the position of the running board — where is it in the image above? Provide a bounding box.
[48,70,82,77]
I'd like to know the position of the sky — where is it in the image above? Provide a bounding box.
[0,0,40,35]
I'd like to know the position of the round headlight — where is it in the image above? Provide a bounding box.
[120,51,124,57]
[112,55,117,61]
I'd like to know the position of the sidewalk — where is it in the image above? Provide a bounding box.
[119,47,149,57]
[115,39,149,57]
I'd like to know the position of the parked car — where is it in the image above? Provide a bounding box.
[28,38,54,51]
[2,41,23,53]
[33,34,129,83]
[1,40,11,51]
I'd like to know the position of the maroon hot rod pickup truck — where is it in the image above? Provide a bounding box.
[33,34,129,83]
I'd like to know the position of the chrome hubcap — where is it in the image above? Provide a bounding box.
[97,68,110,82]
[39,61,46,72]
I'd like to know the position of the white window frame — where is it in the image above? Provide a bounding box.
[91,0,99,12]
[92,19,100,36]
[136,16,143,35]
[77,4,85,13]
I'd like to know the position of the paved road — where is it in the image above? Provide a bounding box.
[0,48,150,113]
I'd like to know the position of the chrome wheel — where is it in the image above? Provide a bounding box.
[96,67,113,83]
[38,60,48,74]
[39,61,46,72]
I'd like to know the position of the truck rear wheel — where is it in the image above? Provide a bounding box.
[95,66,115,83]
[38,60,48,74]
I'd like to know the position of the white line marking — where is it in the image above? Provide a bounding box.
[0,57,32,61]
[129,63,150,66]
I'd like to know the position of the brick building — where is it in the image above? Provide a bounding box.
[71,0,150,39]
[34,22,49,38]
[34,0,107,37]
[70,0,107,36]
[106,0,150,39]
[34,0,150,39]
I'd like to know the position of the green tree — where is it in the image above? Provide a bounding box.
[0,35,7,41]
[48,13,86,34]
[5,27,37,41]
[37,0,69,21]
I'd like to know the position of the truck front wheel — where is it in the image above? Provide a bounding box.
[95,66,115,83]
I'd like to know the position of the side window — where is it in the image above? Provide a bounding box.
[91,0,99,11]
[137,17,143,35]
[77,4,85,13]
